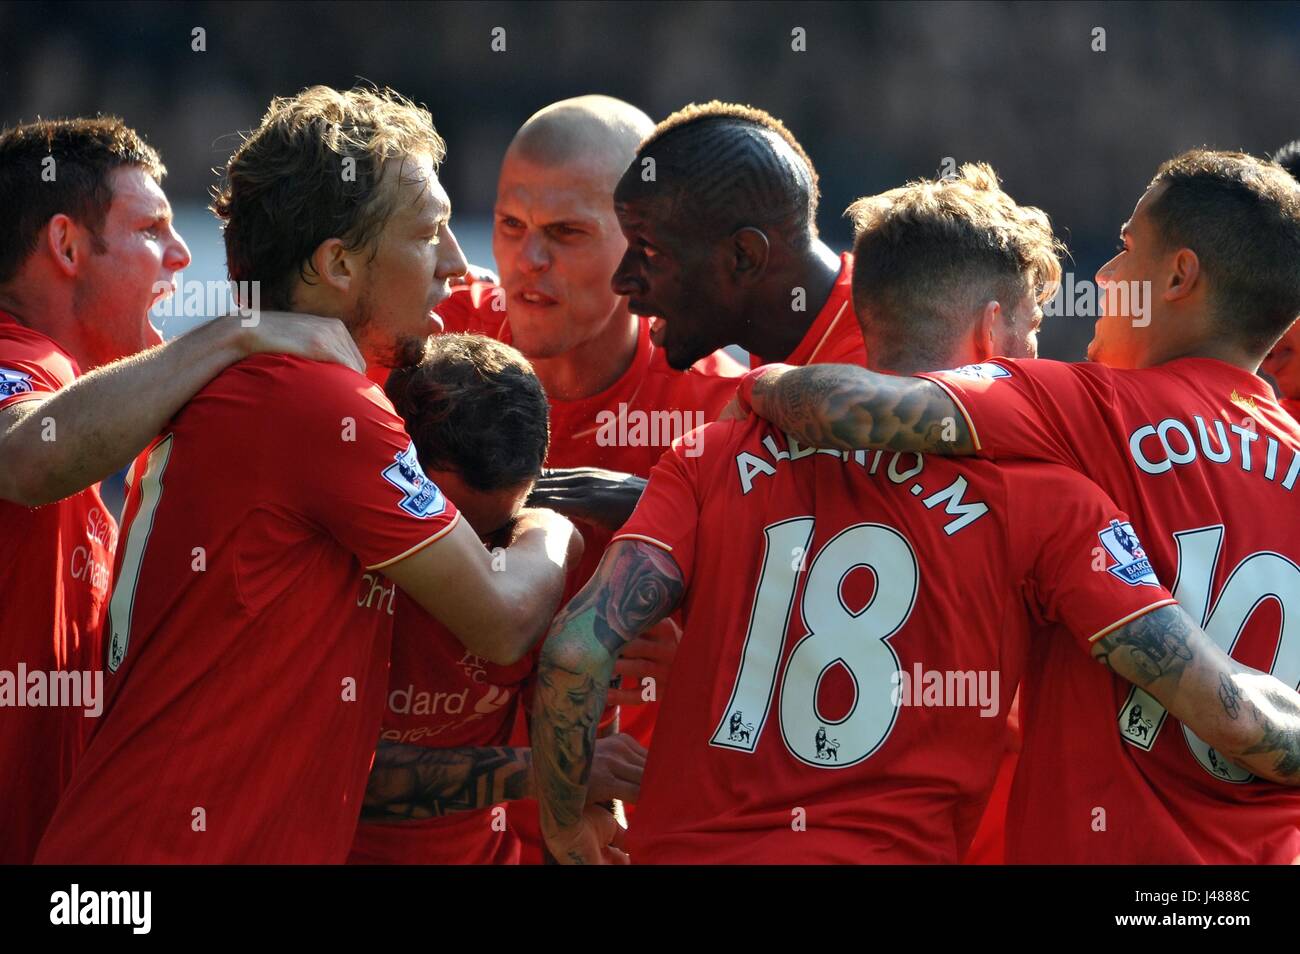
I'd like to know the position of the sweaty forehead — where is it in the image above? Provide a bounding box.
[108,166,170,217]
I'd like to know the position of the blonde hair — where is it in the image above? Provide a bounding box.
[848,162,1065,370]
[212,85,446,310]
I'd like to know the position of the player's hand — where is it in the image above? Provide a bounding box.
[587,732,647,804]
[235,311,366,374]
[609,617,680,705]
[545,805,630,865]
[527,467,648,533]
[512,506,584,570]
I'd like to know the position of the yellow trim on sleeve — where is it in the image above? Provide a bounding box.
[1088,598,1179,644]
[805,299,850,365]
[923,375,982,453]
[365,510,462,571]
[610,532,673,553]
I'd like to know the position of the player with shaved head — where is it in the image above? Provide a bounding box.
[612,101,864,371]
[437,97,745,807]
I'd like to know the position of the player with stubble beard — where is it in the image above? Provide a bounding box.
[0,116,365,863]
[36,87,581,864]
[436,96,744,788]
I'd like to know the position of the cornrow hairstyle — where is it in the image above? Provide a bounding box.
[630,100,820,246]
[1273,140,1300,181]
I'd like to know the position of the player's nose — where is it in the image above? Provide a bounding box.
[611,250,642,297]
[165,227,192,273]
[436,224,469,281]
[519,230,549,273]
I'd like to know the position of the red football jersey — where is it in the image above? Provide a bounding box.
[614,416,1174,863]
[1283,398,1300,423]
[922,357,1300,863]
[750,252,865,369]
[35,355,460,864]
[437,285,744,748]
[349,558,583,865]
[0,312,117,863]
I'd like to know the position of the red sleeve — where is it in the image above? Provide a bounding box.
[610,434,705,588]
[918,359,1118,468]
[285,365,461,570]
[1011,464,1176,652]
[0,330,76,411]
[435,281,509,338]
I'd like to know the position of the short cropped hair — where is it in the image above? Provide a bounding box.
[212,85,446,311]
[0,116,165,283]
[385,334,549,493]
[629,101,820,245]
[848,162,1064,371]
[1147,149,1300,352]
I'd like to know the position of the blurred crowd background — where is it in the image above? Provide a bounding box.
[2,0,1298,361]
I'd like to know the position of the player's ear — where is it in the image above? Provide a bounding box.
[308,237,356,295]
[974,299,1000,361]
[1165,247,1201,303]
[44,214,81,278]
[730,227,770,285]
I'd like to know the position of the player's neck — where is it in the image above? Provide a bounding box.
[1145,337,1261,375]
[0,282,93,367]
[529,309,640,402]
[743,239,842,365]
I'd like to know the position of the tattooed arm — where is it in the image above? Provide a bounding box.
[363,744,532,821]
[1093,604,1300,784]
[741,363,974,455]
[363,734,646,821]
[532,540,684,864]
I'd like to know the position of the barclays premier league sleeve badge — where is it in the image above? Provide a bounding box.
[0,367,35,399]
[381,442,448,519]
[1098,518,1160,586]
[946,362,1012,381]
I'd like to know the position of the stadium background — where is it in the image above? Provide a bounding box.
[1,0,1296,367]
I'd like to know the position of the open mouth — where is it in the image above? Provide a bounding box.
[149,280,177,310]
[516,289,558,307]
